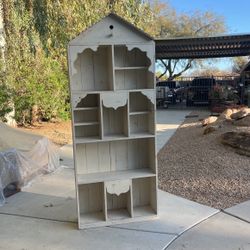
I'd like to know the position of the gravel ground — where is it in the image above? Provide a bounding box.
[158,110,250,209]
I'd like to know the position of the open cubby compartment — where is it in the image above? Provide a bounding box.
[130,112,154,135]
[114,45,151,68]
[75,138,156,176]
[115,69,154,90]
[129,91,155,135]
[74,124,100,140]
[105,179,133,220]
[71,45,114,91]
[78,182,105,227]
[132,177,157,217]
[129,91,154,112]
[74,108,98,123]
[75,93,99,108]
[103,105,128,138]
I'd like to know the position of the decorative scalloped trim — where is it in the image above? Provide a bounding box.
[126,45,154,73]
[102,92,128,110]
[140,90,155,105]
[72,93,87,108]
[71,45,98,75]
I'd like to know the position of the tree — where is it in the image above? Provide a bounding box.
[1,0,154,124]
[153,2,227,80]
[232,56,249,74]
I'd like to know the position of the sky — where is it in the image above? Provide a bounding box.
[166,0,250,34]
[160,0,250,72]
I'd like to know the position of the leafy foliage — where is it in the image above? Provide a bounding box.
[1,0,227,124]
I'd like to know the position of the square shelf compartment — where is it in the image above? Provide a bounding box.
[129,91,154,112]
[103,105,128,138]
[78,183,105,227]
[130,113,154,135]
[132,177,157,217]
[72,46,114,91]
[106,180,132,220]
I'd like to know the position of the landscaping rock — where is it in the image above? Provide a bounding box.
[230,108,250,120]
[201,116,218,127]
[233,115,250,127]
[221,131,250,156]
[220,108,237,120]
[203,125,218,135]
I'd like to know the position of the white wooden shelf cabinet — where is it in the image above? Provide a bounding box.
[68,13,158,229]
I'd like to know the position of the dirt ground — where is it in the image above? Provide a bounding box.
[158,110,250,209]
[18,121,72,146]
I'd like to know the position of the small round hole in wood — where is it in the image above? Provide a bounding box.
[109,25,114,30]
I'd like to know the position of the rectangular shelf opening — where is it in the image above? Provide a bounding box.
[132,177,157,217]
[107,190,132,220]
[114,46,150,68]
[129,91,154,112]
[130,113,154,135]
[75,138,156,175]
[72,46,114,91]
[74,109,98,123]
[74,124,100,140]
[103,105,128,137]
[78,183,105,226]
[115,69,154,90]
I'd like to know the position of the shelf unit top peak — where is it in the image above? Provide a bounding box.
[69,13,154,46]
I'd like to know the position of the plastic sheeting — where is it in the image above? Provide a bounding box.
[0,122,59,205]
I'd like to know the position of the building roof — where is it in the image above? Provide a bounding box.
[156,34,250,59]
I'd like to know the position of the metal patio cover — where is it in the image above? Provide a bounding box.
[155,34,250,59]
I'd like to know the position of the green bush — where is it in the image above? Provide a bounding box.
[0,83,12,121]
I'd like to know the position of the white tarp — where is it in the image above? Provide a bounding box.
[0,122,59,205]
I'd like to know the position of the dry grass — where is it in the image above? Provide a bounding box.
[18,121,72,146]
[158,111,250,209]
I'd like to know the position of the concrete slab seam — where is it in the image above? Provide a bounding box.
[0,211,77,224]
[221,210,250,224]
[108,225,178,236]
[162,210,220,250]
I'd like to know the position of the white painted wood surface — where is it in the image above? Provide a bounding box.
[68,13,157,229]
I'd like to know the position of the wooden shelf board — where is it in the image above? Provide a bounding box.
[129,132,155,137]
[80,212,105,224]
[133,206,156,218]
[115,66,147,70]
[107,208,130,220]
[75,133,155,144]
[103,134,127,140]
[79,213,157,229]
[77,168,156,184]
[74,107,98,111]
[74,121,99,126]
[129,111,150,115]
[75,136,100,142]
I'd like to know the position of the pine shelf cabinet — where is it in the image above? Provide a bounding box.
[68,13,158,229]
